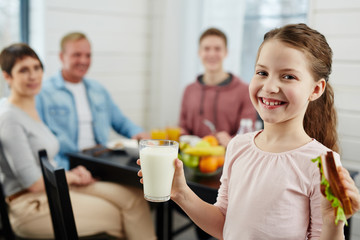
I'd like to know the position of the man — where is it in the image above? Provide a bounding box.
[179,28,257,147]
[36,32,149,169]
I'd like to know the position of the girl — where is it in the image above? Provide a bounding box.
[0,43,156,239]
[139,23,360,239]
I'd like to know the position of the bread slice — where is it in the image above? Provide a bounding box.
[321,151,353,215]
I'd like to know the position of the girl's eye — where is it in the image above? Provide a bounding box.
[256,71,268,77]
[283,75,296,80]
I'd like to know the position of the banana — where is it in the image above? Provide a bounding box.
[183,145,225,156]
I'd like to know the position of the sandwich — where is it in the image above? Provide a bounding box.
[312,151,352,225]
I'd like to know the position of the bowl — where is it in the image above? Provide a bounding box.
[179,152,224,177]
[191,166,223,177]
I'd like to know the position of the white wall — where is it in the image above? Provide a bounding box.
[309,1,360,171]
[147,0,246,129]
[308,1,360,238]
[146,0,184,129]
[30,0,150,131]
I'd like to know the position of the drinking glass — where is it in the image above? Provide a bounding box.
[166,127,181,142]
[139,139,178,202]
[150,129,167,140]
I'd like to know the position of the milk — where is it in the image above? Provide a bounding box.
[140,145,178,202]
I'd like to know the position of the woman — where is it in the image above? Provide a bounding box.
[0,43,156,239]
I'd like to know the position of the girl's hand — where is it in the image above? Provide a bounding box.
[136,159,144,184]
[137,158,189,202]
[321,167,360,225]
[338,167,360,216]
[170,158,189,201]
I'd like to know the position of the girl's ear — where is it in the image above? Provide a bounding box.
[309,78,326,101]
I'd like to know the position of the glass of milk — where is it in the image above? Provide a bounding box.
[139,139,179,202]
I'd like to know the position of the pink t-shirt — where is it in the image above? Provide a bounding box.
[215,131,339,240]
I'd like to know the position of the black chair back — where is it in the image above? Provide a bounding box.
[39,149,79,240]
[0,179,16,240]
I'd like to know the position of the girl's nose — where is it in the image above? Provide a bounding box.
[262,77,279,94]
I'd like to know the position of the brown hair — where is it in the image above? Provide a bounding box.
[199,27,227,47]
[0,43,43,76]
[60,32,88,52]
[258,23,338,152]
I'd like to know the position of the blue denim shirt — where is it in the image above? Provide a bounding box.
[36,71,143,169]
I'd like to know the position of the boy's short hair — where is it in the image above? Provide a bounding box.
[60,32,88,52]
[199,28,227,47]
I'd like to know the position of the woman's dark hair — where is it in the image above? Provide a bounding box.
[0,43,43,76]
[257,23,338,152]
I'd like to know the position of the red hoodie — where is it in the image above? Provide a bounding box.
[179,74,257,138]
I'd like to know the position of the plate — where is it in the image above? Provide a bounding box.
[107,138,138,151]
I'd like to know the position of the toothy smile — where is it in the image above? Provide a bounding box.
[260,97,285,106]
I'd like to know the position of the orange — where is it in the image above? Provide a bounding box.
[202,135,218,146]
[199,156,218,173]
[216,156,225,167]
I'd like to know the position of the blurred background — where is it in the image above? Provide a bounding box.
[0,0,360,237]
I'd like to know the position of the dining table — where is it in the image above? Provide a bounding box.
[67,147,221,240]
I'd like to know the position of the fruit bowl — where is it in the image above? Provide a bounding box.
[194,166,223,177]
[179,153,224,177]
[178,135,225,177]
[187,163,223,177]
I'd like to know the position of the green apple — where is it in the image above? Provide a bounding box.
[181,153,199,168]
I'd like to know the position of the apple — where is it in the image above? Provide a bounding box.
[180,153,199,168]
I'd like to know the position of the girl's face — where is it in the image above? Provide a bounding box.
[198,35,228,73]
[249,40,325,126]
[4,56,43,98]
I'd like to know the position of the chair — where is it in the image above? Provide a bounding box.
[0,178,16,240]
[38,150,117,240]
[39,150,79,240]
[0,179,46,240]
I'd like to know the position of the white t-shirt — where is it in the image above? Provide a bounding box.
[65,81,96,150]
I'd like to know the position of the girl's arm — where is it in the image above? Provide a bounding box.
[171,158,225,239]
[320,167,360,240]
[137,158,225,239]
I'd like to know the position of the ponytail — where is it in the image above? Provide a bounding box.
[304,83,338,152]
